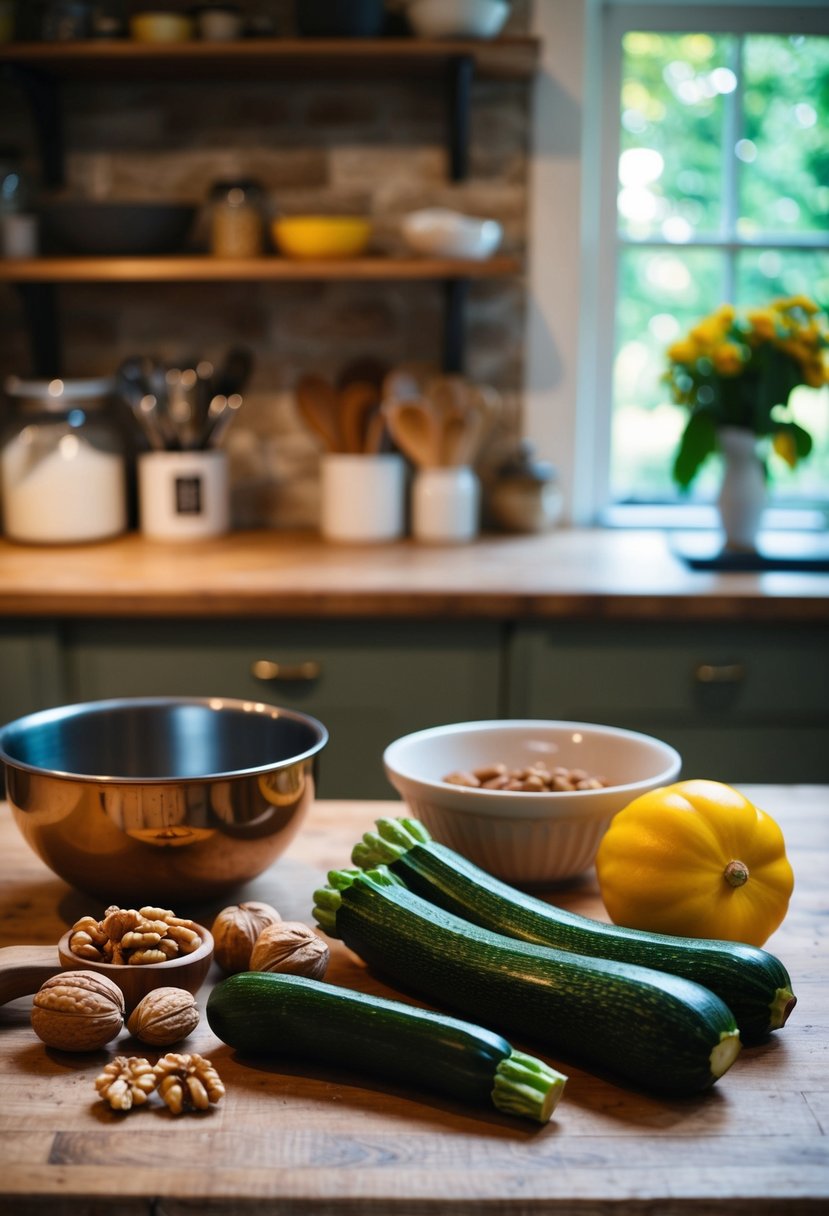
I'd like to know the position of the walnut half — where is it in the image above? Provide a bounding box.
[153,1052,225,1115]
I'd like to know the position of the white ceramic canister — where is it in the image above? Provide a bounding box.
[412,465,480,543]
[320,453,405,543]
[0,376,127,544]
[138,449,229,540]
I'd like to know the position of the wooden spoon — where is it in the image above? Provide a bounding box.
[340,380,381,454]
[0,925,214,1014]
[296,375,342,452]
[385,401,442,468]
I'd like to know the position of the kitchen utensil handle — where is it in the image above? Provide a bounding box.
[250,659,322,683]
[0,945,62,1006]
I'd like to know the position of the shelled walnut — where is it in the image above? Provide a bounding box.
[127,987,200,1047]
[212,900,282,975]
[95,1056,156,1111]
[31,971,125,1052]
[153,1052,225,1115]
[249,921,329,980]
[67,904,203,967]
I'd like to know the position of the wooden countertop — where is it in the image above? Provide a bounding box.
[0,529,827,622]
[0,789,826,1214]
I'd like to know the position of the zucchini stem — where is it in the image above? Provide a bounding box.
[770,986,797,1030]
[493,1050,567,1123]
[710,1030,742,1078]
[352,817,430,869]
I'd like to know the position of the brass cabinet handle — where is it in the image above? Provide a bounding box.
[694,663,745,685]
[251,659,322,683]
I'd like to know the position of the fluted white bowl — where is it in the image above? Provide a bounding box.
[401,208,502,260]
[405,0,510,40]
[383,720,681,885]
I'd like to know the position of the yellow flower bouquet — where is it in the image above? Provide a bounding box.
[666,295,828,489]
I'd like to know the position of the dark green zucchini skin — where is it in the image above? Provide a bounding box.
[314,868,740,1097]
[206,971,565,1122]
[353,820,795,1043]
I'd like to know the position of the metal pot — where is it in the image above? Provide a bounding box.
[0,697,328,903]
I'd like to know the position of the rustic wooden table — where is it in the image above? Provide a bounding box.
[0,789,827,1215]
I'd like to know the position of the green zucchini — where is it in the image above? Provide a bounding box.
[313,866,741,1096]
[206,971,566,1124]
[352,817,795,1044]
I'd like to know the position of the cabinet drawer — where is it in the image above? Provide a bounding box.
[509,621,829,720]
[66,619,504,799]
[508,621,829,782]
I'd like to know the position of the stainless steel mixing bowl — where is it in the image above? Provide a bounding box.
[0,697,328,903]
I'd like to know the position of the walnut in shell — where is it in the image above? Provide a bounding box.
[249,920,329,980]
[31,971,125,1052]
[212,900,282,974]
[127,987,200,1047]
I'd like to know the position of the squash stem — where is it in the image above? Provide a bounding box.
[723,859,750,887]
[710,1029,742,1078]
[492,1050,567,1124]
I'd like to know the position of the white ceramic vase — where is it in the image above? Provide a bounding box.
[716,426,766,553]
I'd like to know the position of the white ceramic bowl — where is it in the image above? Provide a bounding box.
[401,208,502,260]
[405,0,510,39]
[383,720,681,885]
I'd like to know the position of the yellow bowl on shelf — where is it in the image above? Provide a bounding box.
[130,12,195,43]
[272,216,372,260]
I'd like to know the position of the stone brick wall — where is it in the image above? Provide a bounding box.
[0,0,533,529]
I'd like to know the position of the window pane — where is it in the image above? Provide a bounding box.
[619,31,734,241]
[738,36,829,237]
[612,246,723,502]
[737,248,829,501]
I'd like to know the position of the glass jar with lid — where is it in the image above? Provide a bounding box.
[208,179,265,258]
[1,377,128,544]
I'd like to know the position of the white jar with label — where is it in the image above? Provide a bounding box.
[0,377,127,544]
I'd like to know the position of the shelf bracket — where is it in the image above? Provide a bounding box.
[447,55,474,182]
[5,65,64,189]
[443,278,469,374]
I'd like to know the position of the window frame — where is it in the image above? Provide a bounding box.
[525,0,829,528]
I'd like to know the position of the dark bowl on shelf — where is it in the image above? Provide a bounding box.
[38,202,197,256]
[295,0,387,37]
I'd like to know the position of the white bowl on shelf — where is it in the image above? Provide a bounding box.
[383,719,682,885]
[401,208,503,260]
[404,0,510,40]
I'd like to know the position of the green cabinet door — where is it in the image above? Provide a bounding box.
[507,620,829,782]
[66,618,505,798]
[0,622,65,727]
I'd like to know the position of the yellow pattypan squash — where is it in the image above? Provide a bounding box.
[595,779,794,947]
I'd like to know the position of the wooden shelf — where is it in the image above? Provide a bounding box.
[0,255,523,283]
[0,36,540,80]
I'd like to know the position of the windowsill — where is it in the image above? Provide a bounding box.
[601,504,829,532]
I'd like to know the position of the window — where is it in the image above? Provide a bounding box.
[525,1,829,528]
[601,3,829,524]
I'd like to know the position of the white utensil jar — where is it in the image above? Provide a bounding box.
[320,453,405,543]
[0,377,127,544]
[139,449,229,540]
[412,465,480,543]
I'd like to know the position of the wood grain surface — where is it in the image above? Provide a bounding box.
[0,529,826,622]
[0,788,826,1214]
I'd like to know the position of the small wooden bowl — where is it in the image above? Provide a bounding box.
[57,925,214,1014]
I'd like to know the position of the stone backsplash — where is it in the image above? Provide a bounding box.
[0,1,533,530]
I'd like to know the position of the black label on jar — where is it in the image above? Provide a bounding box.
[175,475,203,515]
